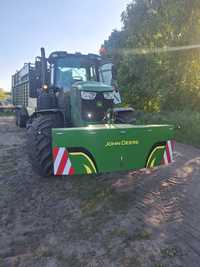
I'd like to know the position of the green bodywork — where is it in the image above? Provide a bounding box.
[52,124,174,176]
[70,81,113,127]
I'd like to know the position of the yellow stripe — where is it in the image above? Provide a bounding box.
[69,152,97,173]
[84,165,93,174]
[150,158,156,168]
[146,146,165,168]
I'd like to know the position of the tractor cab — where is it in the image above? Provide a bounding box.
[47,51,115,126]
[48,52,102,91]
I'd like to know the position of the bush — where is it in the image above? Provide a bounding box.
[136,110,200,148]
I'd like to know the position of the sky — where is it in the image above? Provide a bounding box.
[0,0,130,91]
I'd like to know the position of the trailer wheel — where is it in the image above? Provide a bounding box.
[15,109,19,126]
[16,108,28,128]
[27,114,63,177]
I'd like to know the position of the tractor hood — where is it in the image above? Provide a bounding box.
[74,81,113,92]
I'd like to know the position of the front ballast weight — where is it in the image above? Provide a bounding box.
[52,124,175,176]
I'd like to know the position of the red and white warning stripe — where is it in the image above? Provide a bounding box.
[163,140,175,165]
[53,147,75,176]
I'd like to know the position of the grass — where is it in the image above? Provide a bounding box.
[0,111,14,116]
[56,253,83,267]
[151,264,165,267]
[160,247,177,258]
[35,246,54,258]
[68,175,138,238]
[72,175,132,217]
[136,110,200,148]
[134,229,152,240]
[107,228,129,239]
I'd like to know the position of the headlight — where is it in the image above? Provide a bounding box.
[81,91,96,100]
[87,113,92,119]
[103,92,114,100]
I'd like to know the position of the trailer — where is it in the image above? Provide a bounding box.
[12,58,42,126]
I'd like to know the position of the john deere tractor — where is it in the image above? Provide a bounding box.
[12,48,174,177]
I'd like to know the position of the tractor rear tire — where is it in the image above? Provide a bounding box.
[27,114,63,177]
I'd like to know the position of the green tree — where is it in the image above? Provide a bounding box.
[0,89,7,101]
[102,0,200,112]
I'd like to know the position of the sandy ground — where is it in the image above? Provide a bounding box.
[0,116,200,267]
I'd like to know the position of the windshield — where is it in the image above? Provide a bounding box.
[55,57,98,91]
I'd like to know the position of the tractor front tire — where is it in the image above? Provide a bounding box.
[27,114,63,177]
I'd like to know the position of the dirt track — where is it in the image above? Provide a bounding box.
[0,116,200,267]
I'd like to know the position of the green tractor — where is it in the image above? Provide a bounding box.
[12,48,174,177]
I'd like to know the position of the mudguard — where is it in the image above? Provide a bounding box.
[52,124,175,176]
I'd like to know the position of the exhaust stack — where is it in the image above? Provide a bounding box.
[41,47,47,86]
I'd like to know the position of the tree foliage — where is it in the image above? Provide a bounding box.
[102,0,200,112]
[0,89,7,101]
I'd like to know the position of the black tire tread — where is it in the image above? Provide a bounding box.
[27,114,63,177]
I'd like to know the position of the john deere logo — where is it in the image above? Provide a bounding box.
[105,140,139,147]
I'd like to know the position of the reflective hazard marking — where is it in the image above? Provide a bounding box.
[163,140,175,165]
[53,147,75,176]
